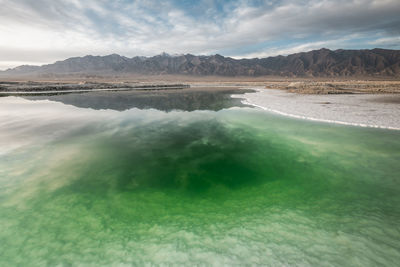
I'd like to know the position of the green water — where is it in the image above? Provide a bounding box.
[0,96,400,265]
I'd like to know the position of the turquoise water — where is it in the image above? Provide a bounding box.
[0,95,399,265]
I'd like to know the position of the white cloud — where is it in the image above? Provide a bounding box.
[368,36,400,46]
[234,34,370,58]
[0,0,399,69]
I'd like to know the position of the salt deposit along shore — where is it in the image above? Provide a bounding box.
[233,88,400,130]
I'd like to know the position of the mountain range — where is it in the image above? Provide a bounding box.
[2,48,400,77]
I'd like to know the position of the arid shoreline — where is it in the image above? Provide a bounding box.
[1,76,400,95]
[262,80,400,94]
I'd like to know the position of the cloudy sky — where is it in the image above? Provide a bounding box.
[0,0,399,69]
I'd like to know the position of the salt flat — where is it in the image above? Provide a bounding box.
[235,88,400,130]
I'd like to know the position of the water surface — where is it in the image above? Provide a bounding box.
[0,91,399,265]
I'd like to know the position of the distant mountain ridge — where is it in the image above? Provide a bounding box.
[3,48,400,77]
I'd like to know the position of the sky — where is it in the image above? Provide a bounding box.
[0,0,399,70]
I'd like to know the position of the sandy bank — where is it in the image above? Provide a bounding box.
[264,81,400,94]
[234,88,400,130]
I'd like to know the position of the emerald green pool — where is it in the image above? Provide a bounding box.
[0,94,399,265]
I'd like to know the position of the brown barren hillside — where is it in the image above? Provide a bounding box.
[1,48,400,78]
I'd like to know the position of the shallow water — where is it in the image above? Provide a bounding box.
[0,92,400,265]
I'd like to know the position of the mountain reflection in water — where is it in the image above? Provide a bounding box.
[24,87,252,111]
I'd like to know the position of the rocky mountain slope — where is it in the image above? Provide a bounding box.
[2,48,400,77]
